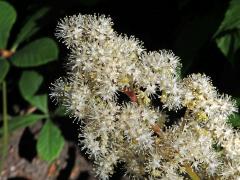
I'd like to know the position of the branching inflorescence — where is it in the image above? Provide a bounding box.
[50,14,239,179]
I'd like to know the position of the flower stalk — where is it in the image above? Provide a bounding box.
[1,81,8,171]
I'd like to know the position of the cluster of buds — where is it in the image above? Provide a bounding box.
[50,14,239,179]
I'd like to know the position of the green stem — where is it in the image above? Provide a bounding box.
[1,81,8,168]
[10,45,17,53]
[183,163,200,180]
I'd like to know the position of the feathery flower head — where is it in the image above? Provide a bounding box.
[51,13,239,179]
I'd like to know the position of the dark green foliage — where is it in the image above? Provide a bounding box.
[0,1,64,163]
[0,58,9,83]
[37,119,65,163]
[12,38,58,67]
[215,0,240,65]
[0,114,47,136]
[0,1,16,49]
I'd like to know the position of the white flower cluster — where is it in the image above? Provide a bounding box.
[50,14,239,179]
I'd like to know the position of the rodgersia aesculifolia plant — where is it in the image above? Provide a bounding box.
[50,14,240,179]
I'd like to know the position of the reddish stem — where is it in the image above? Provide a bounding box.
[122,87,138,103]
[0,49,14,58]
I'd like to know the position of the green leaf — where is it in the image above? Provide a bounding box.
[11,38,58,67]
[214,0,240,64]
[19,71,48,113]
[19,71,43,98]
[0,58,10,83]
[0,1,16,49]
[28,94,48,114]
[216,31,240,64]
[0,114,46,136]
[215,0,240,36]
[37,119,64,163]
[228,114,240,128]
[216,34,232,57]
[11,7,50,51]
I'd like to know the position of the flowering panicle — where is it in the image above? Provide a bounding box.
[50,13,239,179]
